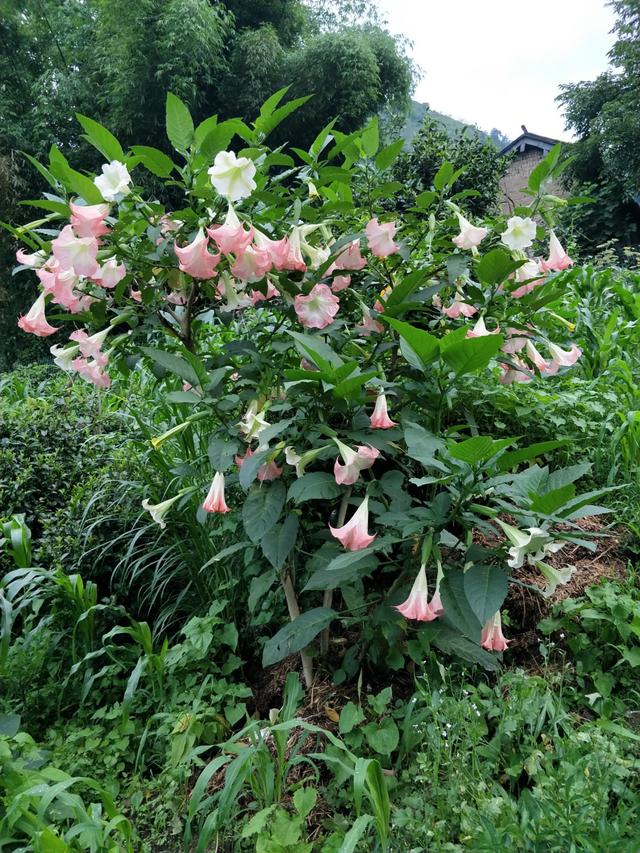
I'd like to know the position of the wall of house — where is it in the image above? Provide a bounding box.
[500,148,568,212]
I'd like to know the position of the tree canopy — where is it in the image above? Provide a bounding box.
[557,0,640,250]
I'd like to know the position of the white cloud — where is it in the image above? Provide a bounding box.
[376,0,616,141]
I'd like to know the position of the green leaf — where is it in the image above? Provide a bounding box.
[363,718,399,756]
[288,473,342,504]
[293,788,317,819]
[262,607,336,666]
[433,160,454,191]
[375,139,404,171]
[166,92,195,153]
[439,571,482,640]
[248,572,276,612]
[76,114,125,162]
[0,713,20,737]
[383,270,429,310]
[404,423,448,472]
[383,317,440,367]
[440,334,504,376]
[238,448,271,489]
[528,158,551,192]
[361,116,379,158]
[287,330,344,369]
[130,145,175,178]
[497,439,570,472]
[476,248,523,285]
[66,168,105,204]
[419,622,501,671]
[339,701,365,734]
[140,346,202,386]
[338,815,374,853]
[207,437,240,471]
[529,484,576,515]
[242,481,286,544]
[463,565,508,624]
[21,152,59,190]
[260,514,299,570]
[448,436,514,465]
[254,88,311,138]
[304,550,377,591]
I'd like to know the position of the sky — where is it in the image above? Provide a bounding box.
[375,0,617,141]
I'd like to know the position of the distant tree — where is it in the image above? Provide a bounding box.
[557,0,640,249]
[393,118,508,216]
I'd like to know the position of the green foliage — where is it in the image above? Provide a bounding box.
[393,116,509,215]
[557,0,640,251]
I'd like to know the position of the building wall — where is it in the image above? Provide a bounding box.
[500,148,568,212]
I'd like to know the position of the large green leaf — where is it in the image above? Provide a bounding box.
[262,607,336,666]
[439,571,482,640]
[130,145,175,178]
[260,514,299,570]
[375,138,405,172]
[288,473,342,504]
[76,114,125,162]
[440,334,504,376]
[383,317,440,367]
[476,248,523,285]
[403,423,448,472]
[208,437,239,471]
[66,168,105,205]
[419,622,501,671]
[140,346,202,387]
[497,439,570,472]
[448,436,514,466]
[463,565,508,624]
[242,481,286,544]
[304,549,378,591]
[529,484,576,514]
[166,92,195,153]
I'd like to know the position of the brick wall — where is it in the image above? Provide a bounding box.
[500,149,568,212]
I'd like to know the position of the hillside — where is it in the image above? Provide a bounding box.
[403,100,510,149]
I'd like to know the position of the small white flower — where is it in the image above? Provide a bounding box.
[208,150,257,201]
[501,216,537,251]
[94,161,131,202]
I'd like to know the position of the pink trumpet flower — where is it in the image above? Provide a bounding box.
[72,356,111,388]
[69,327,110,361]
[174,228,220,279]
[511,260,544,298]
[396,564,441,621]
[207,205,254,255]
[547,342,582,367]
[294,283,340,329]
[452,212,488,250]
[93,257,127,289]
[16,247,46,268]
[466,316,500,338]
[17,292,59,337]
[540,230,573,273]
[331,274,351,293]
[70,201,110,239]
[202,472,230,513]
[525,340,549,372]
[330,496,376,551]
[253,229,291,270]
[356,306,384,335]
[480,610,510,652]
[283,227,307,272]
[370,393,397,429]
[442,297,477,319]
[51,225,99,277]
[365,217,400,258]
[231,244,272,283]
[334,239,367,271]
[333,439,379,486]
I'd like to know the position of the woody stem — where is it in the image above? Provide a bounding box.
[320,488,352,656]
[281,569,314,689]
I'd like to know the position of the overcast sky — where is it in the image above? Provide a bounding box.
[375,0,617,141]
